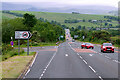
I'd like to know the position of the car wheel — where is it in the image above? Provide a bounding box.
[112,51,114,53]
[81,47,83,49]
[86,47,88,49]
[92,47,94,49]
[101,50,103,52]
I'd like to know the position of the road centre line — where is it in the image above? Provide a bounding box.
[83,60,88,64]
[69,42,103,80]
[89,66,96,73]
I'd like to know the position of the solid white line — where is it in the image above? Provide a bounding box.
[77,53,79,55]
[89,66,96,73]
[25,69,30,76]
[83,60,87,64]
[24,52,38,78]
[31,52,38,67]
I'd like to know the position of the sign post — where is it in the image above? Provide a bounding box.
[18,40,20,55]
[27,39,29,55]
[15,31,32,56]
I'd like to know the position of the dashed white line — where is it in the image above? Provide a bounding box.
[113,60,120,63]
[89,66,96,73]
[39,50,58,79]
[79,56,83,59]
[105,56,111,59]
[65,54,68,57]
[99,76,103,80]
[83,60,87,64]
[41,74,43,77]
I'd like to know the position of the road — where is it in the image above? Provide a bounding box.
[23,29,119,80]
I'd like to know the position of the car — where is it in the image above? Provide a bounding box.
[101,43,114,53]
[72,39,75,42]
[81,43,94,49]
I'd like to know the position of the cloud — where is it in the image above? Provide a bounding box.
[1,0,119,7]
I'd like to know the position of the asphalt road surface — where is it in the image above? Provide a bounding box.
[23,29,119,80]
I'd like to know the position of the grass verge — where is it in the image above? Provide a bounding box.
[2,52,36,79]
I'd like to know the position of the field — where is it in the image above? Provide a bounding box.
[2,11,116,28]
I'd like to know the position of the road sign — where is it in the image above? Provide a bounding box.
[15,31,32,39]
[60,35,63,38]
[74,35,78,38]
[83,36,85,39]
[10,41,14,46]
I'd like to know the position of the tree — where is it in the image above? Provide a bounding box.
[77,25,81,30]
[23,13,37,30]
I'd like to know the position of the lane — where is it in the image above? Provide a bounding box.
[69,41,118,78]
[71,41,118,61]
[24,50,57,78]
[42,42,99,78]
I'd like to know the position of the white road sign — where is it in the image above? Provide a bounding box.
[15,31,32,39]
[74,35,78,38]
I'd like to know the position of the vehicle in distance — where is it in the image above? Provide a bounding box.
[81,43,94,49]
[101,43,114,53]
[72,39,75,42]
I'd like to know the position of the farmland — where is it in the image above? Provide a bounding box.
[2,11,118,28]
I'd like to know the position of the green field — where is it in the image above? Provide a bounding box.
[3,11,116,28]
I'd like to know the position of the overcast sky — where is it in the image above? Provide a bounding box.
[1,0,120,8]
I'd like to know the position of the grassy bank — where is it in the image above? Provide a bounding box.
[2,52,35,78]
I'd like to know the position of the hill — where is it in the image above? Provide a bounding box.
[2,2,117,15]
[2,11,118,28]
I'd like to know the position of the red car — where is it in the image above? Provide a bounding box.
[81,43,94,49]
[101,43,114,53]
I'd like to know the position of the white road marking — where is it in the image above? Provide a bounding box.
[77,53,79,55]
[31,52,38,67]
[39,50,58,79]
[65,54,68,57]
[24,52,38,78]
[89,54,93,56]
[113,60,120,63]
[41,74,43,77]
[99,76,103,80]
[105,56,111,59]
[69,42,104,80]
[89,66,96,73]
[83,60,87,64]
[79,56,83,59]
[25,69,30,76]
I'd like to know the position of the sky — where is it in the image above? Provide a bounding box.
[1,0,120,8]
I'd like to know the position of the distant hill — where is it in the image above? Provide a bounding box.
[2,2,117,15]
[108,11,118,16]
